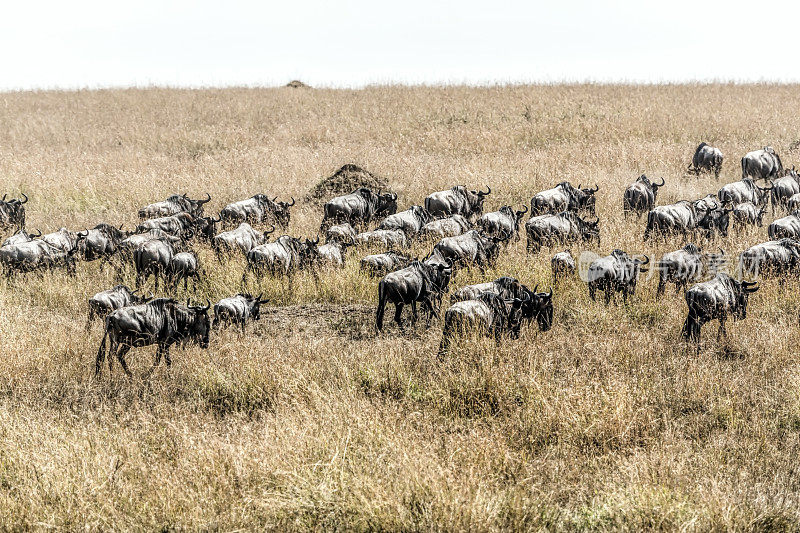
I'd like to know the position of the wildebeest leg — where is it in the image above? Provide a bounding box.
[145,345,163,378]
[588,283,596,302]
[164,346,172,368]
[604,287,612,306]
[656,277,665,296]
[717,317,727,340]
[115,344,133,377]
[410,300,418,327]
[239,318,247,334]
[394,303,404,330]
[184,275,188,292]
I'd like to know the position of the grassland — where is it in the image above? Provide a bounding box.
[1,84,800,530]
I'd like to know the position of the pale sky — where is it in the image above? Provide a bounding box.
[1,0,797,90]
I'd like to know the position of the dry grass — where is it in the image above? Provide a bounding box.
[2,84,800,529]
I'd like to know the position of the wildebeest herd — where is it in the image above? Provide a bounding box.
[1,143,797,377]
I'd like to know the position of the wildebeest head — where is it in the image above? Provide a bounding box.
[580,216,601,246]
[410,205,433,224]
[271,197,295,228]
[515,205,528,224]
[195,215,222,242]
[461,186,491,216]
[522,284,554,332]
[733,280,759,320]
[300,236,321,266]
[576,183,599,215]
[183,299,212,349]
[375,191,398,217]
[241,293,270,321]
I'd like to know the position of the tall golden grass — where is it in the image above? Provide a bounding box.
[1,84,800,529]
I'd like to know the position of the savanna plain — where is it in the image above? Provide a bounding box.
[1,84,800,530]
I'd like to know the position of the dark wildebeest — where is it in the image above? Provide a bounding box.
[134,239,174,291]
[623,175,665,218]
[424,186,491,222]
[378,205,432,236]
[731,202,767,229]
[643,201,700,241]
[656,243,723,295]
[530,182,598,217]
[325,222,357,245]
[168,251,201,292]
[138,193,211,219]
[0,193,28,232]
[193,215,222,244]
[360,251,412,277]
[688,142,723,177]
[375,258,453,331]
[525,212,600,253]
[432,230,502,271]
[718,178,772,208]
[739,238,800,277]
[87,285,150,329]
[437,293,526,356]
[220,194,295,229]
[551,249,576,283]
[136,212,196,239]
[212,293,270,332]
[695,205,732,239]
[354,229,408,249]
[742,147,784,181]
[419,215,472,239]
[213,223,275,257]
[321,188,397,231]
[1,228,41,248]
[242,235,304,280]
[77,223,127,262]
[769,169,800,213]
[681,274,758,343]
[586,249,649,305]
[95,298,211,378]
[478,205,528,242]
[768,211,800,240]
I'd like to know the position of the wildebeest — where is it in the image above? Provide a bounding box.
[41,227,83,255]
[768,211,800,240]
[551,249,576,283]
[133,239,175,291]
[656,243,721,295]
[419,215,472,239]
[360,251,412,277]
[769,169,800,213]
[317,241,350,269]
[424,186,491,222]
[694,194,723,216]
[138,193,211,219]
[478,205,528,242]
[623,175,665,218]
[213,223,275,257]
[437,292,526,356]
[1,228,40,248]
[0,193,28,231]
[695,205,732,239]
[354,229,408,249]
[378,205,432,236]
[193,215,222,243]
[321,188,397,230]
[742,147,784,181]
[0,239,79,275]
[168,251,201,292]
[787,194,800,213]
[688,142,723,177]
[220,194,295,229]
[530,182,598,216]
[644,201,700,241]
[242,235,305,279]
[681,274,758,343]
[739,238,800,277]
[375,258,453,331]
[450,276,531,304]
[432,230,502,270]
[87,285,149,328]
[586,249,649,304]
[718,178,772,207]
[77,223,127,262]
[731,202,767,229]
[95,298,211,378]
[136,212,196,239]
[325,222,357,245]
[212,293,270,331]
[525,211,600,253]
[117,229,184,265]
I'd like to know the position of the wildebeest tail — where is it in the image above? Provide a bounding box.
[681,310,699,342]
[375,279,387,331]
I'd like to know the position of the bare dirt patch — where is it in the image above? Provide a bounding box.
[304,164,389,204]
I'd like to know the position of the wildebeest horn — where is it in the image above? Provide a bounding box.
[199,193,211,204]
[656,177,665,187]
[263,225,276,236]
[272,196,278,202]
[32,228,41,238]
[718,247,725,255]
[639,255,650,265]
[256,293,263,301]
[19,193,28,204]
[212,215,222,223]
[592,183,599,192]
[742,280,758,286]
[390,192,398,200]
[1,194,5,202]
[518,205,528,214]
[533,284,539,294]
[481,186,491,196]
[288,197,295,207]
[202,299,211,311]
[312,236,319,245]
[547,287,553,298]
[78,230,89,238]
